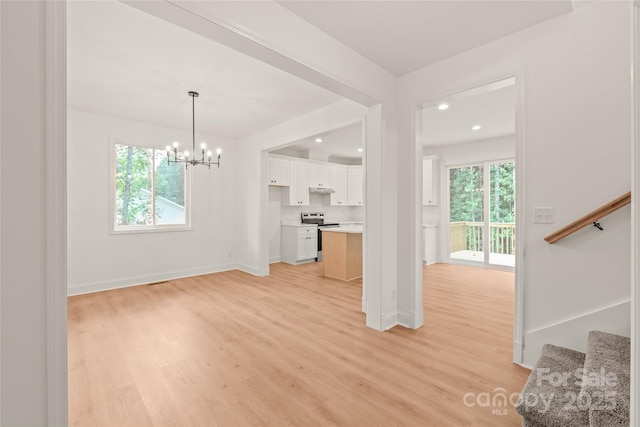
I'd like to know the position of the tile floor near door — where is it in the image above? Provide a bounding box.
[68,262,529,426]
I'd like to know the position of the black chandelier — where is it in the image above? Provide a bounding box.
[166,91,221,169]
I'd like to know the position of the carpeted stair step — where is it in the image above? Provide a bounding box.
[515,344,589,426]
[580,330,630,427]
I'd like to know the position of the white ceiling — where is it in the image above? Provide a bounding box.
[278,122,364,160]
[68,0,569,153]
[278,0,574,76]
[422,81,516,146]
[67,1,342,139]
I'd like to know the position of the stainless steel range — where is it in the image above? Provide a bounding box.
[301,212,340,261]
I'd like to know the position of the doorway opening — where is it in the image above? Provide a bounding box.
[417,75,524,363]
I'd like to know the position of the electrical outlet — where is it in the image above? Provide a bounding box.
[533,207,556,224]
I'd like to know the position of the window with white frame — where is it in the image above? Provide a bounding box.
[112,141,190,231]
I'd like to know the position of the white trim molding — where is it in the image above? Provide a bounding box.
[67,264,238,297]
[383,310,399,331]
[45,1,68,425]
[513,69,526,365]
[631,1,639,425]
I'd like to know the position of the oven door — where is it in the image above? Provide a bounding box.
[317,228,324,261]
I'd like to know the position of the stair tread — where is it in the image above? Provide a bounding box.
[516,344,589,427]
[581,331,630,427]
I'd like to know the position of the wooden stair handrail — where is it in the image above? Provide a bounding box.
[544,191,631,244]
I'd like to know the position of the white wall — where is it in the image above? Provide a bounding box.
[268,187,363,262]
[423,134,515,165]
[0,1,49,424]
[67,109,238,295]
[422,135,515,261]
[399,1,632,365]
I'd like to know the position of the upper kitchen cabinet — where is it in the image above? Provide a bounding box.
[283,160,310,206]
[269,156,290,186]
[347,166,363,206]
[309,163,331,188]
[330,165,348,206]
[423,155,440,206]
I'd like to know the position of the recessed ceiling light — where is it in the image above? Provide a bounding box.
[357,148,363,152]
[472,125,482,131]
[315,138,323,143]
[437,103,449,111]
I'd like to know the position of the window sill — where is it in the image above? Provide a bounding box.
[110,225,193,235]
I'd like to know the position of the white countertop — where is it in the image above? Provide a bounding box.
[281,221,317,228]
[322,225,363,234]
[337,221,363,226]
[281,219,362,227]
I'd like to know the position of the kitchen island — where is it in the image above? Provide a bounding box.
[322,225,363,281]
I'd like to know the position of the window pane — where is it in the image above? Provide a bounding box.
[154,150,186,225]
[115,144,153,226]
[489,162,515,267]
[449,165,484,263]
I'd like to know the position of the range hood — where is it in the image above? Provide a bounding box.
[309,186,335,194]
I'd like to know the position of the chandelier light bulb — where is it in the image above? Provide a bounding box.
[207,150,212,157]
[216,148,222,155]
[200,142,206,149]
[165,145,171,152]
[172,141,179,148]
[184,150,189,158]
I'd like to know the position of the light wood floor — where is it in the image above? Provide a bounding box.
[68,263,530,426]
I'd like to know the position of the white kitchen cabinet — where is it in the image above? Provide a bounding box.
[269,157,290,186]
[330,165,348,206]
[281,225,317,264]
[347,166,363,206]
[309,163,331,188]
[283,160,309,206]
[423,156,440,206]
[423,225,437,265]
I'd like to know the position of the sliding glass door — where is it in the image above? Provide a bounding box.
[448,160,515,269]
[448,165,485,264]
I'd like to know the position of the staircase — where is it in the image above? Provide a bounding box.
[515,331,630,427]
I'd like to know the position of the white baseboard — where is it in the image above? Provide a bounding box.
[67,263,238,296]
[235,263,270,277]
[513,340,523,365]
[397,310,416,328]
[269,256,282,264]
[383,310,399,330]
[383,310,421,330]
[523,300,631,366]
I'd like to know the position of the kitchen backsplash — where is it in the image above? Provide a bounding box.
[271,188,363,223]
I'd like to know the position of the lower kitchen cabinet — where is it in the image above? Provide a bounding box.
[281,225,318,264]
[423,225,438,265]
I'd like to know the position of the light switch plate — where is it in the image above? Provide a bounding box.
[533,207,556,224]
